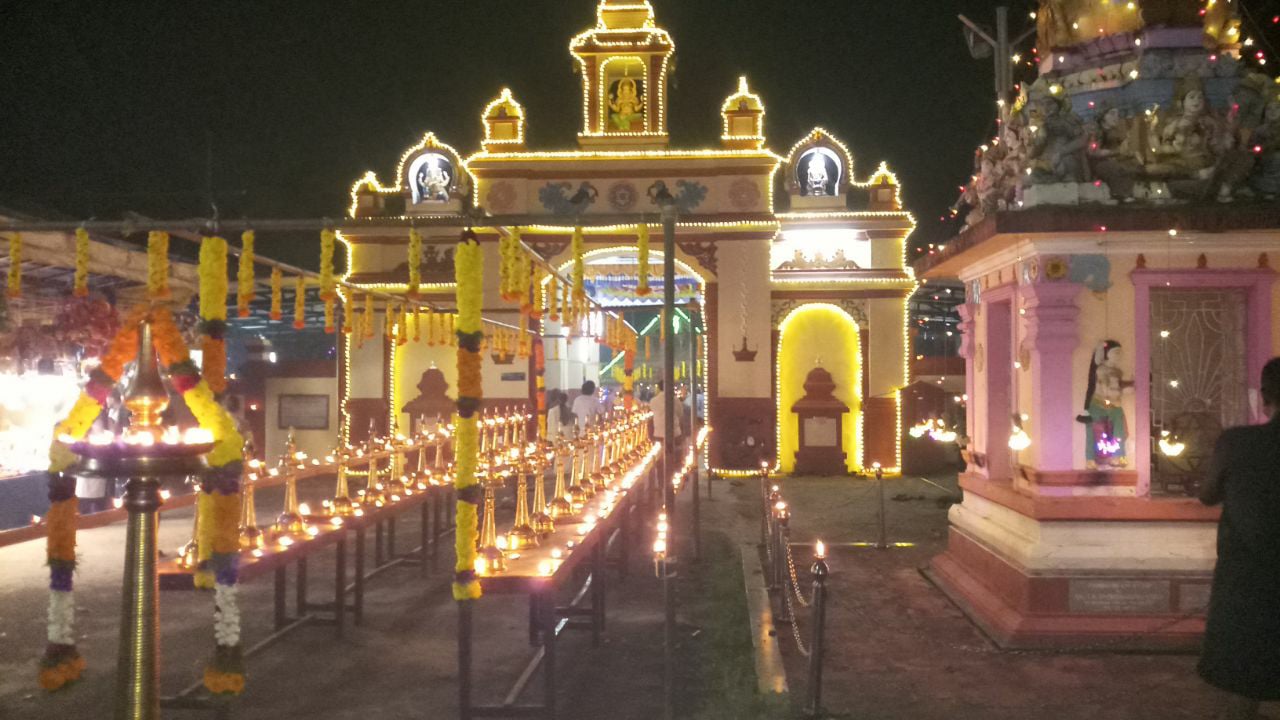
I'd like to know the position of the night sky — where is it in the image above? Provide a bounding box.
[2,1,1032,267]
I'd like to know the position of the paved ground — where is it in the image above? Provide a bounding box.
[729,474,1279,720]
[1,471,1274,719]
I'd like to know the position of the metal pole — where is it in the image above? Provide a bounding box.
[804,550,831,719]
[660,201,677,720]
[775,514,791,624]
[996,6,1010,105]
[114,476,162,720]
[458,600,473,720]
[690,314,701,560]
[875,464,888,550]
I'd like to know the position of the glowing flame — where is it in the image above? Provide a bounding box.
[815,540,826,559]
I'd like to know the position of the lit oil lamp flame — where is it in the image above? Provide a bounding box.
[815,540,826,560]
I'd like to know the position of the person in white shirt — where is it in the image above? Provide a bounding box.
[572,380,601,431]
[650,381,684,445]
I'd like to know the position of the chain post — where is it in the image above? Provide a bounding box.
[804,543,830,718]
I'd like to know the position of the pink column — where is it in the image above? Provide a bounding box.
[956,303,977,454]
[1022,282,1083,472]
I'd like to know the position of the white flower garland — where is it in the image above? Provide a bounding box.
[213,584,241,648]
[47,590,75,646]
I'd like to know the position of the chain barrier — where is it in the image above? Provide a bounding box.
[783,574,811,658]
[784,540,812,608]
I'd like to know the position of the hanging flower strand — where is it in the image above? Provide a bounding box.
[293,275,306,330]
[319,229,337,334]
[269,268,283,321]
[198,236,229,394]
[7,233,21,299]
[342,291,355,334]
[236,231,255,318]
[636,223,651,296]
[407,228,422,299]
[147,231,170,300]
[73,227,90,297]
[453,230,484,602]
[571,226,585,300]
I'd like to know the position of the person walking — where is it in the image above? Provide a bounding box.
[572,380,601,431]
[1199,356,1280,719]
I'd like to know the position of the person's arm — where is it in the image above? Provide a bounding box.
[1200,431,1232,506]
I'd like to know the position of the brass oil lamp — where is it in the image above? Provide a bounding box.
[271,431,306,539]
[530,444,554,535]
[506,458,538,550]
[548,438,575,520]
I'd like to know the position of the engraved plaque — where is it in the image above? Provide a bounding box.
[803,417,838,447]
[1068,579,1169,615]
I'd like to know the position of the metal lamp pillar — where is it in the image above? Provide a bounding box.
[115,476,163,720]
[660,200,677,720]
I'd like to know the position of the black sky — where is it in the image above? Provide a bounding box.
[1,0,1030,267]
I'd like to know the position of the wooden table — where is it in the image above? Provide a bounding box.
[458,446,661,720]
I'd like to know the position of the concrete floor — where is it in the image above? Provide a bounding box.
[1,471,1273,719]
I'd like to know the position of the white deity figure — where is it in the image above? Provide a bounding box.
[806,156,830,196]
[416,157,451,202]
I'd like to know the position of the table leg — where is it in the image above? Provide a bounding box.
[375,522,385,567]
[296,556,308,617]
[388,517,397,560]
[274,566,287,630]
[592,539,605,644]
[541,588,557,720]
[335,535,347,638]
[355,527,366,626]
[420,499,430,576]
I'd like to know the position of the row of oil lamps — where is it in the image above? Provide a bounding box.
[475,410,658,577]
[174,407,657,576]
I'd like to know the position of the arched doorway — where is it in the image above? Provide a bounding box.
[543,246,708,423]
[776,303,862,474]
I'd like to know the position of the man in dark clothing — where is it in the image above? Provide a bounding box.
[1199,356,1280,719]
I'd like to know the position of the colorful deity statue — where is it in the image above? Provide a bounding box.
[1249,99,1280,199]
[609,77,645,131]
[806,155,831,196]
[1024,90,1089,184]
[1146,83,1220,182]
[1087,106,1143,201]
[1077,340,1131,469]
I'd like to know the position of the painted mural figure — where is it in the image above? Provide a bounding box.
[1077,340,1131,468]
[609,77,645,131]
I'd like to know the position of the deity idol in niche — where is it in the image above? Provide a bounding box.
[1025,91,1089,184]
[415,156,452,203]
[1087,106,1142,201]
[1076,340,1131,469]
[806,154,832,196]
[1147,82,1220,182]
[609,76,645,132]
[1248,99,1280,199]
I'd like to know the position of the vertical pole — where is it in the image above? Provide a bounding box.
[995,6,1010,110]
[804,552,830,719]
[458,600,473,720]
[689,311,700,560]
[660,202,677,720]
[876,464,887,550]
[114,477,161,720]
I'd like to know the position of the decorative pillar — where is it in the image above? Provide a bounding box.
[956,302,977,456]
[1021,282,1082,472]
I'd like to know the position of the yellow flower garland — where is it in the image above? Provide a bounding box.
[343,292,355,334]
[571,227,585,300]
[7,233,21,298]
[269,268,283,321]
[407,228,422,298]
[454,234,484,601]
[198,236,229,394]
[73,227,90,297]
[318,230,336,300]
[636,223,651,296]
[362,293,374,339]
[293,276,306,330]
[236,231,255,318]
[147,231,170,300]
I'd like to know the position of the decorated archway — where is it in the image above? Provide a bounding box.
[776,303,862,474]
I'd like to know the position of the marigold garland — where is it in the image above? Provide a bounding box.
[363,294,375,338]
[535,338,547,439]
[547,274,559,321]
[343,292,355,334]
[293,275,306,330]
[571,227,585,300]
[269,268,283,321]
[147,231,171,300]
[636,223,651,296]
[232,231,254,317]
[396,303,408,346]
[198,236,229,394]
[453,231,483,602]
[41,305,245,693]
[413,306,422,342]
[73,227,90,297]
[7,233,21,299]
[407,228,422,299]
[318,229,336,300]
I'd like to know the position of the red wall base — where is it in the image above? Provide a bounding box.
[927,528,1209,650]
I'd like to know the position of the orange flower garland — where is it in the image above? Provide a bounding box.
[236,231,255,318]
[269,268,283,321]
[73,227,90,297]
[198,236,229,394]
[147,231,170,300]
[293,275,306,330]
